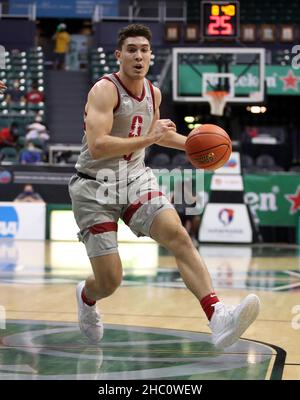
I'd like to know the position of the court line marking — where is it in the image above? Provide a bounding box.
[0,320,275,380]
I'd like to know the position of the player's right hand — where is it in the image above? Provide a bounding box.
[147,119,176,144]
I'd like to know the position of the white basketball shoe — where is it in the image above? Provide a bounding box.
[76,281,103,343]
[209,294,260,349]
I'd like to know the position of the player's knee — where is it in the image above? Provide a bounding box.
[165,225,193,252]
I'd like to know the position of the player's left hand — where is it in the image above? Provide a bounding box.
[166,119,176,130]
[156,119,177,143]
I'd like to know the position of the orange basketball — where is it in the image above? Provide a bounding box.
[185,124,232,170]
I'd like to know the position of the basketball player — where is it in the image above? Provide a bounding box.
[69,24,260,349]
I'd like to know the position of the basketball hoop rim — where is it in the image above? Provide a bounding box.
[203,90,230,99]
[203,90,229,116]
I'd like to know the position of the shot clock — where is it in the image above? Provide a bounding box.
[201,1,240,39]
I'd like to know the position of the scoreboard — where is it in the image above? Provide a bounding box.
[201,1,240,39]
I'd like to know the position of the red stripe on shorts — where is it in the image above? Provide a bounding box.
[123,191,164,225]
[88,222,118,235]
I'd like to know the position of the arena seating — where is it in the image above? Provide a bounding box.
[89,47,170,86]
[0,47,46,163]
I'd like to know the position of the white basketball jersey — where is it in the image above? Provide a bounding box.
[76,73,155,180]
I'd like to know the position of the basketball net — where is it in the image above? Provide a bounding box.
[204,91,229,116]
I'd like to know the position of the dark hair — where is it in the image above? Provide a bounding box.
[117,24,152,49]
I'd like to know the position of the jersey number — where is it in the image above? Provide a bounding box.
[123,115,143,161]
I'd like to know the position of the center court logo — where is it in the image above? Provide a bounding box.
[0,207,19,238]
[0,321,274,379]
[218,208,234,226]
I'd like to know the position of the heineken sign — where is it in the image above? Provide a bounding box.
[208,173,300,227]
[244,174,300,226]
[179,65,300,95]
[266,66,300,94]
[156,171,300,227]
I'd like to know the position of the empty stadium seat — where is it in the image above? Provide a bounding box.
[289,165,300,172]
[171,152,192,169]
[148,152,171,168]
[0,147,18,163]
[241,154,257,172]
[255,154,284,171]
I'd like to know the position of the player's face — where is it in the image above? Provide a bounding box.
[116,36,151,80]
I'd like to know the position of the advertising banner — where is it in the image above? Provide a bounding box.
[179,65,300,95]
[0,202,46,240]
[243,174,300,227]
[211,175,244,191]
[199,203,253,243]
[0,165,299,229]
[202,173,300,227]
[215,151,241,175]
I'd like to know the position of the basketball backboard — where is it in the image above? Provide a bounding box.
[172,47,265,104]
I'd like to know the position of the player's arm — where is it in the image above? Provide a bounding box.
[151,87,186,151]
[86,80,163,160]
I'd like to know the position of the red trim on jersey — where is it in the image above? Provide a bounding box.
[113,73,146,102]
[123,191,164,225]
[88,222,118,235]
[99,76,120,112]
[147,79,156,114]
[91,76,120,112]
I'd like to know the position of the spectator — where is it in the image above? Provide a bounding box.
[25,80,44,104]
[0,122,19,148]
[19,142,42,164]
[5,79,25,104]
[53,23,71,70]
[0,80,7,92]
[25,129,40,142]
[14,184,44,203]
[27,115,47,134]
[26,116,49,146]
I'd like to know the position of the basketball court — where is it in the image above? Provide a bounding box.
[1,0,300,384]
[0,239,299,380]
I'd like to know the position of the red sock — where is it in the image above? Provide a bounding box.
[81,287,96,306]
[200,292,220,321]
